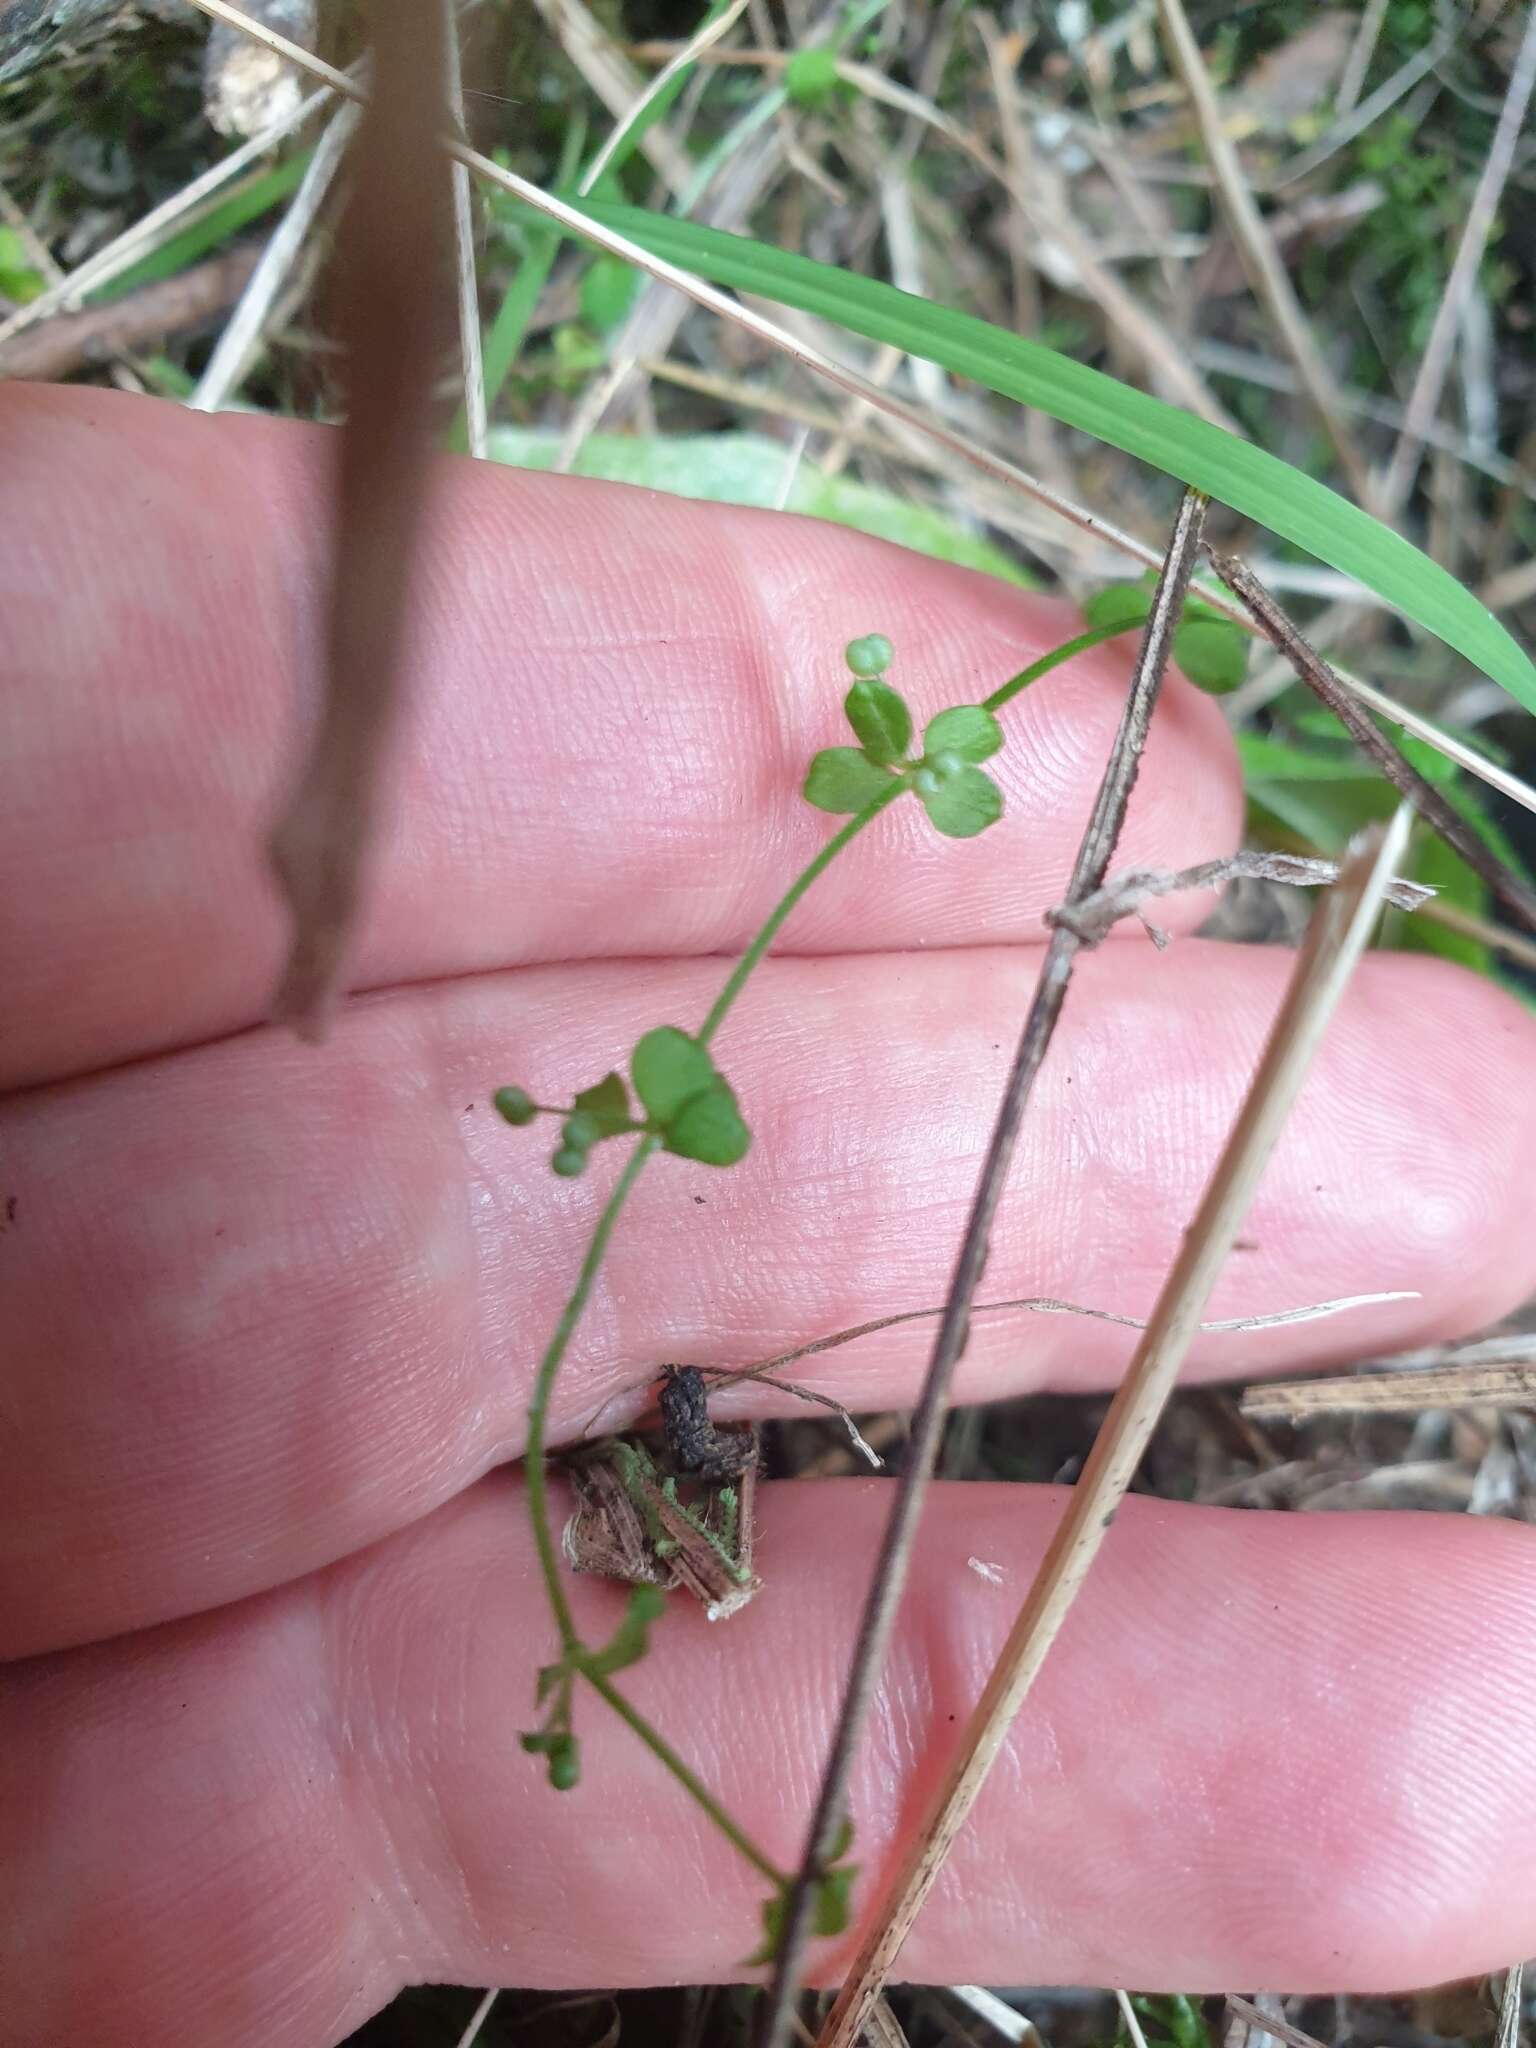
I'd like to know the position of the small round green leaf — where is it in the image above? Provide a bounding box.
[843,678,911,764]
[803,746,895,814]
[493,1086,537,1126]
[1083,581,1153,632]
[572,1069,634,1137]
[922,704,1003,764]
[663,1080,751,1167]
[785,44,841,107]
[918,763,1003,838]
[1173,618,1248,695]
[579,254,639,334]
[631,1026,717,1123]
[844,630,895,678]
[551,1146,587,1177]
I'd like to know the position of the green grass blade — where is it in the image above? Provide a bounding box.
[574,199,1536,716]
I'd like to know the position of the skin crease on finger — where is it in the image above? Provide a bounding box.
[2,938,1535,1659]
[0,383,1247,1090]
[4,1479,1536,2047]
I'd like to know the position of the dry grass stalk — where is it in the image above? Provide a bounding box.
[1153,0,1376,507]
[811,806,1415,2048]
[1377,3,1536,515]
[1223,1995,1327,2048]
[759,487,1211,2048]
[1242,1360,1536,1422]
[444,0,487,460]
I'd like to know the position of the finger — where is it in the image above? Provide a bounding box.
[4,937,1532,1658]
[5,1476,1535,2048]
[0,383,1241,1088]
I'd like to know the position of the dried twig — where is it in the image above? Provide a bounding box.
[1210,552,1536,934]
[812,809,1415,2048]
[1048,847,1432,946]
[758,488,1211,2048]
[1154,0,1376,507]
[443,0,486,459]
[1377,4,1536,515]
[0,242,261,381]
[264,2,450,1037]
[1223,1996,1326,2048]
[1242,1360,1536,1422]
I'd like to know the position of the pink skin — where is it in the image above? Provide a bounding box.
[2,386,1535,2044]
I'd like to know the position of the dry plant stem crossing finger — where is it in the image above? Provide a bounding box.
[814,809,1416,2048]
[1210,552,1536,936]
[756,488,1210,2048]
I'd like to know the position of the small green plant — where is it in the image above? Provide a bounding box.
[492,617,1140,1941]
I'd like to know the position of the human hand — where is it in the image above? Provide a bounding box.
[3,385,1534,2045]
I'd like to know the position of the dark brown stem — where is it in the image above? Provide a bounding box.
[1209,551,1536,935]
[756,486,1209,2048]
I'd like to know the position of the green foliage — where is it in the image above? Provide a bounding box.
[0,226,43,303]
[915,759,1003,838]
[844,679,911,763]
[804,745,897,813]
[579,252,640,334]
[923,704,1003,763]
[747,1819,859,1964]
[1118,1994,1210,2048]
[487,428,1034,587]
[1084,580,1249,694]
[571,1071,636,1139]
[631,1028,751,1166]
[573,201,1536,715]
[784,45,845,109]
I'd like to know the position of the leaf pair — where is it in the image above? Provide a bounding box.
[747,1818,859,1965]
[631,1027,751,1167]
[805,643,1006,841]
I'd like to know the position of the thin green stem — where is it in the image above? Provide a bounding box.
[698,778,908,1046]
[585,1670,788,1887]
[982,620,1138,715]
[525,1136,659,1651]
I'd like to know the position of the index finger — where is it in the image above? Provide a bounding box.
[0,385,1241,1089]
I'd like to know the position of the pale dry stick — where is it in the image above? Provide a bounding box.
[1335,0,1390,115]
[1264,24,1453,192]
[947,1985,1040,2045]
[1242,1360,1536,1422]
[1417,894,1536,976]
[177,0,1536,825]
[529,0,694,197]
[1116,1992,1151,2048]
[450,1986,500,2048]
[580,0,753,196]
[1377,3,1536,515]
[1153,0,1377,509]
[1211,551,1536,934]
[1494,1961,1524,2048]
[758,488,1210,2048]
[813,807,1416,2048]
[188,101,357,412]
[443,0,486,460]
[1223,1995,1325,2048]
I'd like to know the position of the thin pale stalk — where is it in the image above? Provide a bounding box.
[1154,0,1375,507]
[814,807,1415,2048]
[443,1,487,458]
[757,488,1209,2048]
[188,101,357,412]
